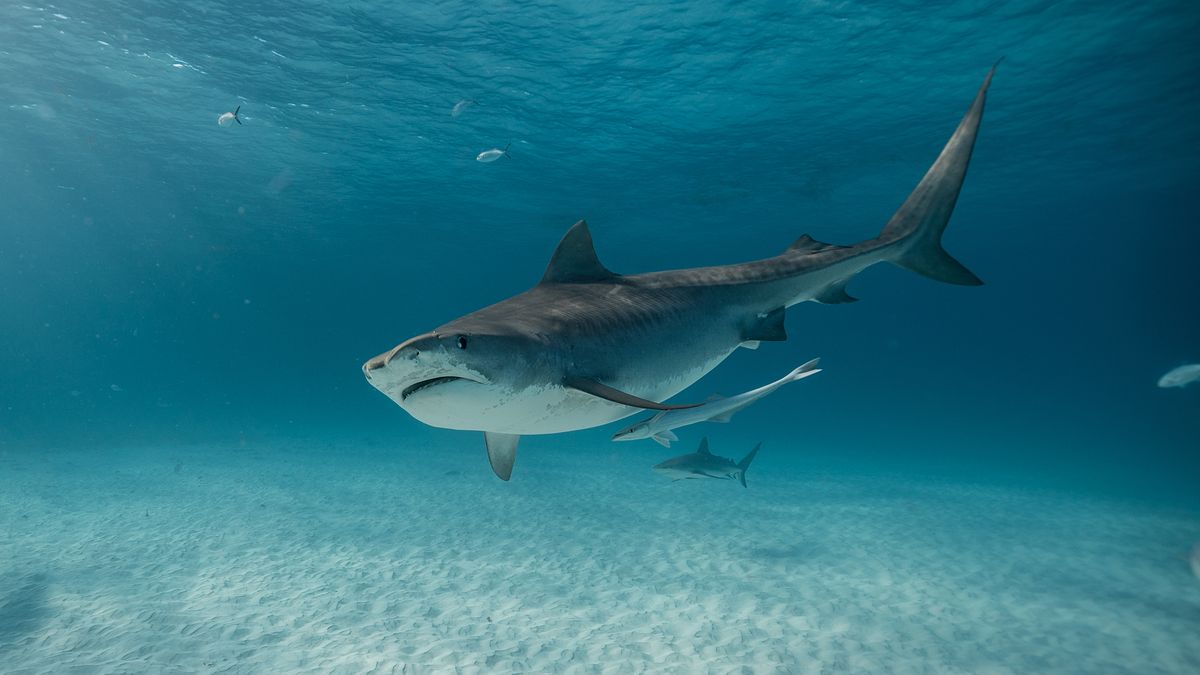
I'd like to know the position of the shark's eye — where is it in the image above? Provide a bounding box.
[456,335,468,350]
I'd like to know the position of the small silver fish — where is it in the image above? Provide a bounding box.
[451,99,475,117]
[217,105,242,126]
[476,144,510,163]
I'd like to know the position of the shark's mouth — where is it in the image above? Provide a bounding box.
[401,376,465,401]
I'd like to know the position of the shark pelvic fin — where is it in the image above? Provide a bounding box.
[564,377,701,410]
[541,220,618,284]
[484,432,519,481]
[743,306,787,342]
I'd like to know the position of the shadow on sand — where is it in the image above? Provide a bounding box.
[0,573,50,652]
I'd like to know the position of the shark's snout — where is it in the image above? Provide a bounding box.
[363,332,440,379]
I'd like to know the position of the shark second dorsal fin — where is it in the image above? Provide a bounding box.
[786,234,843,254]
[697,437,712,454]
[541,220,618,284]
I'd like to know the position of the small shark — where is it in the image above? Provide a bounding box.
[613,359,822,447]
[364,64,998,481]
[653,438,760,487]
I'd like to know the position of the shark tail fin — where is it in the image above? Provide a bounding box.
[879,61,999,287]
[737,443,761,488]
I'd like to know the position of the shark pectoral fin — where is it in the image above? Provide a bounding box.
[740,340,761,350]
[661,430,678,442]
[651,434,672,448]
[743,306,787,342]
[483,432,519,481]
[814,280,858,304]
[564,377,701,410]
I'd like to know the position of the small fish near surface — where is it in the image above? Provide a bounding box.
[1157,364,1200,389]
[451,99,476,117]
[653,437,760,487]
[217,105,242,126]
[476,144,510,162]
[613,358,822,447]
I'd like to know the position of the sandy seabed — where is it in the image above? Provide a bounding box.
[2,439,1198,674]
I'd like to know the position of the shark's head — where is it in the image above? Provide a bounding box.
[651,456,700,481]
[363,327,555,431]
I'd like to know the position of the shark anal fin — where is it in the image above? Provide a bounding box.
[814,280,858,304]
[540,220,618,284]
[564,377,700,410]
[484,432,519,481]
[743,306,787,342]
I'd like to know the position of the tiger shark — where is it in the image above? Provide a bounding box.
[364,64,998,481]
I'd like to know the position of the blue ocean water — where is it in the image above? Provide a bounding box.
[2,1,1199,671]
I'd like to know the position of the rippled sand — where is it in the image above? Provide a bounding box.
[2,441,1198,673]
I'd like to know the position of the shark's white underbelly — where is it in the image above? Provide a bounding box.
[399,349,736,435]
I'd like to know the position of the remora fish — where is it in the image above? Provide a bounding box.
[652,437,760,487]
[613,359,822,447]
[364,64,998,480]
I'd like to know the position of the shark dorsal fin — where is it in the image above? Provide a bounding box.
[786,234,842,254]
[697,437,712,454]
[541,220,617,284]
